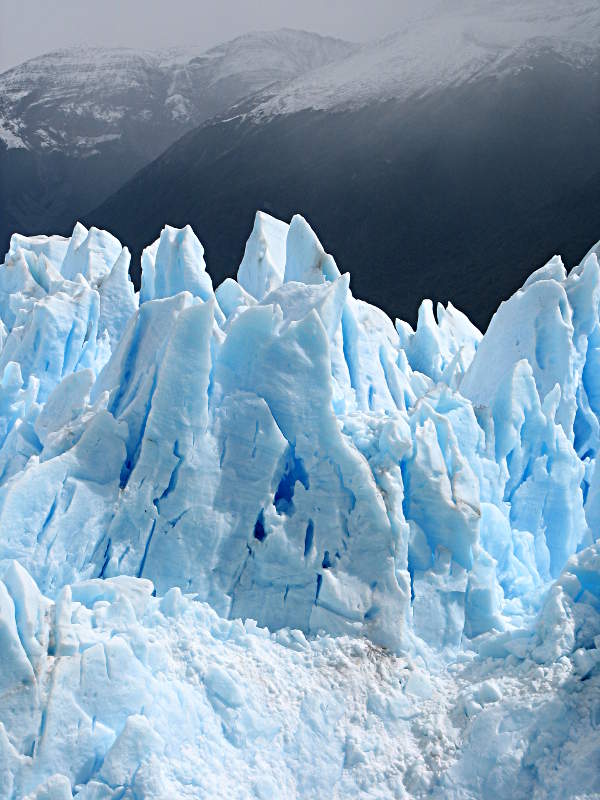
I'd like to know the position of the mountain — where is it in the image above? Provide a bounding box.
[0,30,355,251]
[87,0,600,329]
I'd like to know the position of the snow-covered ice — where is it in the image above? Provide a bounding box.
[0,212,599,797]
[1,559,599,799]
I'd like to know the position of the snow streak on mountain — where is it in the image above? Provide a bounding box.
[0,212,599,798]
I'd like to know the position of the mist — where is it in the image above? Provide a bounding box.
[0,0,445,73]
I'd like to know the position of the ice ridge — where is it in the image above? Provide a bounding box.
[0,212,598,797]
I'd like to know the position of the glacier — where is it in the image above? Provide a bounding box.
[0,211,599,798]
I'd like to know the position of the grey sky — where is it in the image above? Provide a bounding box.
[0,0,444,73]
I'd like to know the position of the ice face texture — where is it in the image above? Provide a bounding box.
[0,211,599,798]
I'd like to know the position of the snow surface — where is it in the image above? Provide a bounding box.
[0,212,599,797]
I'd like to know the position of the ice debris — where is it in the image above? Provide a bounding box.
[0,212,598,797]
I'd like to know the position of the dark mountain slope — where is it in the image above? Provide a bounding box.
[88,51,600,330]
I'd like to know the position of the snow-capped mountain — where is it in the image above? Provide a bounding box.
[250,0,600,117]
[0,30,355,154]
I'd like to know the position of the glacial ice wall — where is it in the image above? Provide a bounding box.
[0,213,599,654]
[0,212,600,798]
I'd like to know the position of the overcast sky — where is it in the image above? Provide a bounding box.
[0,0,446,73]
